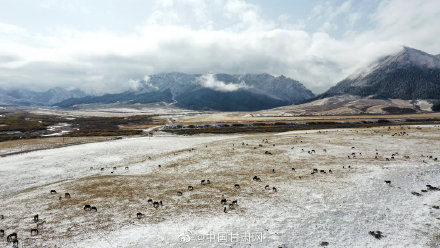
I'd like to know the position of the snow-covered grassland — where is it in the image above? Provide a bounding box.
[1,126,440,248]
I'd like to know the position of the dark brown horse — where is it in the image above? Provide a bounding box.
[7,232,17,242]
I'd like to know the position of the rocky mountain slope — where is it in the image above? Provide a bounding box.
[320,47,440,100]
[56,73,315,111]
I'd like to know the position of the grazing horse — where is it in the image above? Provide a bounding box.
[148,199,153,203]
[137,212,144,219]
[369,231,383,239]
[33,214,39,223]
[84,205,92,211]
[50,190,57,195]
[7,232,17,242]
[265,151,272,155]
[253,176,262,182]
[31,229,39,236]
[65,193,71,198]
[427,185,440,191]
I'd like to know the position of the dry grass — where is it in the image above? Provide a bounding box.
[0,136,117,156]
[1,125,440,247]
[180,112,440,124]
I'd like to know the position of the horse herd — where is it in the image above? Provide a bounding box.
[1,127,440,247]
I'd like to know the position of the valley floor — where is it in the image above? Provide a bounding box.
[0,125,440,247]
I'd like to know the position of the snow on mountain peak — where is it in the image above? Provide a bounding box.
[392,46,440,69]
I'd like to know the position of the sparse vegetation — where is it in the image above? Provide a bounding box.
[165,119,440,135]
[0,112,160,141]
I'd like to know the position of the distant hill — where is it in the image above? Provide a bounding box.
[320,47,440,100]
[56,73,315,111]
[0,88,87,106]
[262,94,437,116]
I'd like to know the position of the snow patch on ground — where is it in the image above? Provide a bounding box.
[1,126,440,247]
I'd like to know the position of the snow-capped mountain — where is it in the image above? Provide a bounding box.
[321,47,440,100]
[56,73,315,111]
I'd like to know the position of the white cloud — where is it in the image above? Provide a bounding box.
[198,74,248,92]
[0,0,439,94]
[41,0,90,14]
[0,22,27,35]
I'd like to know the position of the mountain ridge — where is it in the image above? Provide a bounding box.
[319,46,440,100]
[0,88,87,106]
[56,73,315,111]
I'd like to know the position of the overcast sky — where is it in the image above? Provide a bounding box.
[0,0,439,94]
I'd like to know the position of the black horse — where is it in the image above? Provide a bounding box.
[7,232,17,242]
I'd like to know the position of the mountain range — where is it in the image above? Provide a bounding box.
[55,73,315,111]
[0,88,87,106]
[1,46,439,112]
